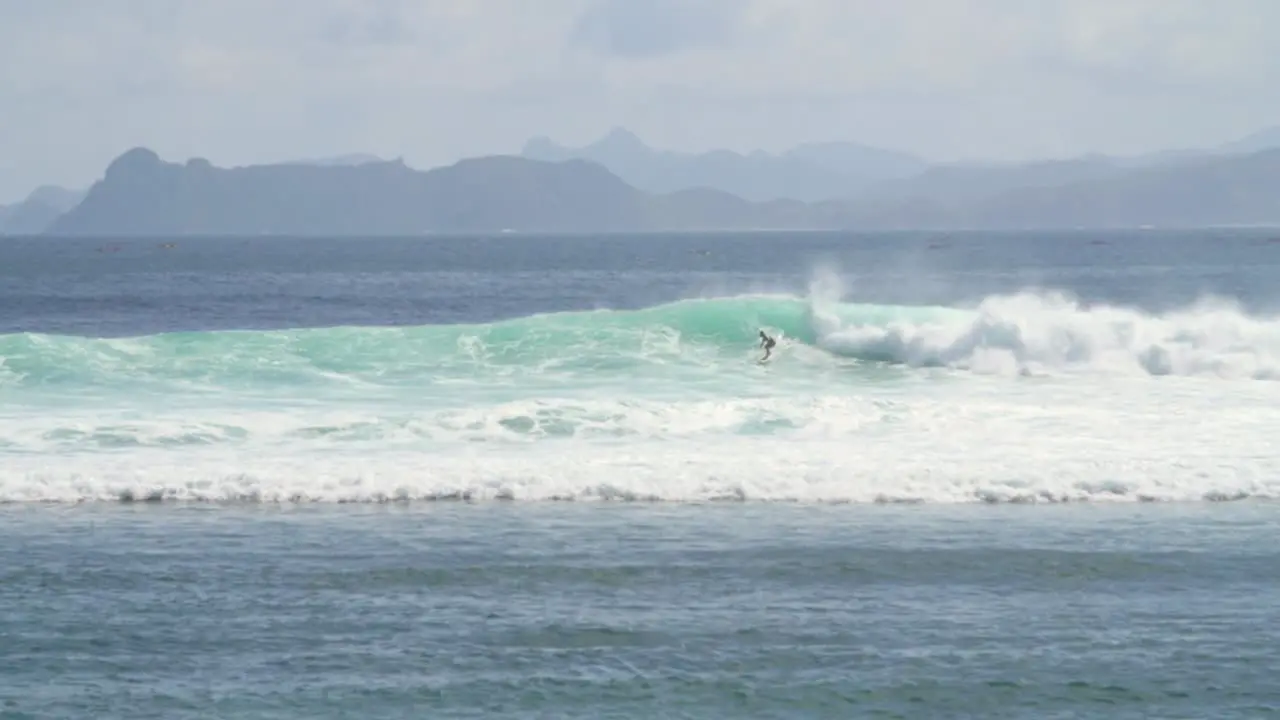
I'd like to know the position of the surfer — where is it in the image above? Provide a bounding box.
[758,330,776,361]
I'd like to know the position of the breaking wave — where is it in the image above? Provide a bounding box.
[3,282,1279,505]
[2,291,1278,389]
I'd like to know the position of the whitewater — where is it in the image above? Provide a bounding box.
[4,250,1279,504]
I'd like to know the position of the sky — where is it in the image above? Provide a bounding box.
[3,0,1280,202]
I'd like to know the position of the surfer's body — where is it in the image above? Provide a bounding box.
[759,331,776,361]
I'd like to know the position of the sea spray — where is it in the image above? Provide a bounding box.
[815,291,1280,379]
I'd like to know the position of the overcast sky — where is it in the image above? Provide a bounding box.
[3,0,1279,202]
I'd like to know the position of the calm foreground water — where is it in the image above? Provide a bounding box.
[1,229,1279,717]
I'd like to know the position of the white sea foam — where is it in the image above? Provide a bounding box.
[813,292,1280,380]
[2,370,1276,504]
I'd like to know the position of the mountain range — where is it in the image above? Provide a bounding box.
[523,126,1280,209]
[522,127,926,202]
[46,148,815,235]
[8,126,1280,236]
[0,154,389,236]
[0,185,87,235]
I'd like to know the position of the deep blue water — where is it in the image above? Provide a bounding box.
[4,504,1280,719]
[3,229,1278,337]
[2,229,1279,719]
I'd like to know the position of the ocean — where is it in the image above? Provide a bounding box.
[2,229,1279,718]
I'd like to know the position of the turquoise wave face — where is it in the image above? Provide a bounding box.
[3,291,1278,398]
[0,295,955,393]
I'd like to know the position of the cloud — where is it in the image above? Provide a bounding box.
[2,0,1279,200]
[571,0,742,58]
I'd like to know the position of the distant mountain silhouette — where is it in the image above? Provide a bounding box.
[46,148,814,235]
[41,141,1280,236]
[861,157,1129,208]
[0,184,87,234]
[1,155,385,235]
[825,148,1280,229]
[836,124,1280,210]
[1082,125,1280,169]
[521,127,926,202]
[1217,126,1280,156]
[952,148,1280,229]
[286,153,387,167]
[521,125,1280,212]
[14,122,1280,236]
